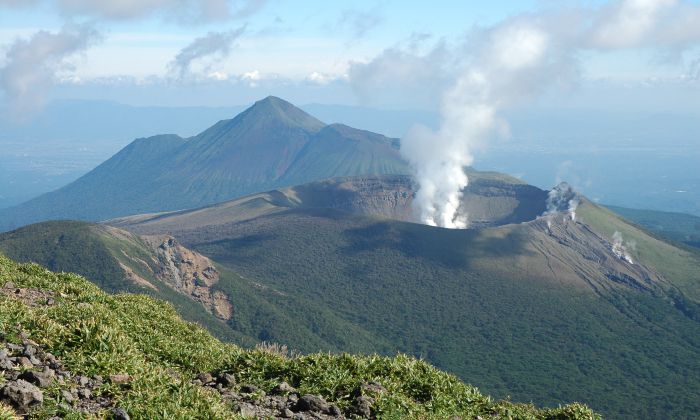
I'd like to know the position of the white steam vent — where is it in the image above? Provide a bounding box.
[612,231,635,264]
[544,182,580,223]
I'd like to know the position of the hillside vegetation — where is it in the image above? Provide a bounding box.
[114,193,700,419]
[0,254,598,419]
[4,174,700,418]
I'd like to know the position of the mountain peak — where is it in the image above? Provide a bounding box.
[241,96,325,132]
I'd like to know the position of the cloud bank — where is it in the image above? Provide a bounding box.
[0,24,101,118]
[0,0,268,23]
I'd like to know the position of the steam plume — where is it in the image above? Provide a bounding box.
[401,21,557,228]
[545,182,580,224]
[612,231,635,264]
[351,0,700,229]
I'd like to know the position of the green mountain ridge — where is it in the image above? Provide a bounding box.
[0,97,409,232]
[2,173,699,418]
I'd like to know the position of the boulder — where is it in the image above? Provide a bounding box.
[294,394,329,413]
[112,407,131,420]
[19,368,55,387]
[271,381,296,395]
[1,379,44,413]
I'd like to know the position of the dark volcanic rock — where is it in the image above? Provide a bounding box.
[240,384,259,394]
[19,367,55,387]
[217,372,236,387]
[112,407,131,420]
[295,394,330,413]
[197,372,214,384]
[272,381,296,395]
[351,395,374,418]
[1,379,43,412]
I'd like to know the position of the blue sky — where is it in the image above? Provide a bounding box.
[0,0,699,111]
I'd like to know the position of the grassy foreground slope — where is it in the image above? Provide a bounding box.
[0,255,597,419]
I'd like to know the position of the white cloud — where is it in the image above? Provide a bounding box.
[0,23,101,118]
[589,0,700,49]
[347,35,453,107]
[305,71,345,85]
[169,27,246,79]
[0,0,269,23]
[240,69,261,87]
[208,71,229,81]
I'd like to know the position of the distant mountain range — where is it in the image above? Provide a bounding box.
[0,97,409,232]
[3,172,699,419]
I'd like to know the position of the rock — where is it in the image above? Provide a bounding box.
[294,394,329,413]
[109,374,133,385]
[365,381,386,394]
[3,281,15,289]
[23,344,37,357]
[77,375,90,386]
[78,388,92,399]
[197,373,213,384]
[61,390,75,404]
[217,372,236,387]
[19,368,56,387]
[1,379,44,412]
[0,358,13,370]
[240,384,259,394]
[44,353,57,366]
[272,381,296,395]
[280,407,294,418]
[328,404,342,416]
[352,395,373,418]
[238,403,257,417]
[0,349,8,359]
[353,381,386,398]
[6,343,22,352]
[22,338,38,347]
[17,357,33,368]
[112,407,131,420]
